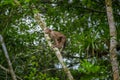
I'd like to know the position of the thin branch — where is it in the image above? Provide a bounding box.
[42,68,60,72]
[0,35,17,80]
[0,64,23,80]
[0,65,9,72]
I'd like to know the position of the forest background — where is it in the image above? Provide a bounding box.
[0,0,120,80]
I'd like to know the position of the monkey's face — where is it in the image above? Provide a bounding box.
[44,28,51,34]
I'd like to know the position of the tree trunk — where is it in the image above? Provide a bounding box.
[105,0,119,80]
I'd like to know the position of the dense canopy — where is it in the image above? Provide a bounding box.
[0,0,120,80]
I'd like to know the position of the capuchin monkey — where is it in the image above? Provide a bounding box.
[44,28,66,52]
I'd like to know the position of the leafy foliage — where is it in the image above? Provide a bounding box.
[78,59,107,80]
[0,0,120,80]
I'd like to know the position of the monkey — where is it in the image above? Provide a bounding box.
[44,28,66,52]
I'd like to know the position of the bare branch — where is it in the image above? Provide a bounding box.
[0,35,17,80]
[0,64,23,80]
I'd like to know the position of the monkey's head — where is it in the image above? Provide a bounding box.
[44,28,52,34]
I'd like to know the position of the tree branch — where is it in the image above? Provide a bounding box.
[0,64,23,80]
[34,12,75,80]
[13,0,75,80]
[0,35,17,80]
